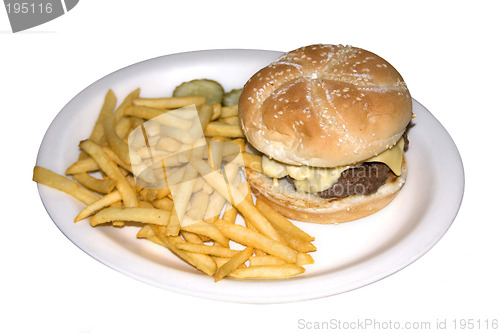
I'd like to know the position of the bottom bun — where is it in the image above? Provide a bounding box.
[245,159,407,224]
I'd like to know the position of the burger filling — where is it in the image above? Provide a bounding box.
[261,136,408,199]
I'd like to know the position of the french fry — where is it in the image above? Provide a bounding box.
[214,220,297,264]
[219,116,240,125]
[72,173,115,194]
[220,105,238,118]
[152,197,174,211]
[197,104,214,131]
[204,122,244,138]
[65,158,99,175]
[115,116,132,139]
[211,103,222,120]
[88,89,117,145]
[170,164,198,224]
[80,140,138,207]
[276,227,317,253]
[138,201,154,208]
[151,230,216,276]
[181,221,229,247]
[296,252,315,266]
[156,136,183,152]
[103,90,132,165]
[228,264,305,279]
[166,208,181,236]
[114,88,140,122]
[174,243,239,257]
[212,257,231,268]
[221,205,238,224]
[101,146,133,173]
[33,166,100,205]
[136,224,155,239]
[228,138,246,153]
[249,255,286,266]
[187,190,209,221]
[242,152,263,173]
[256,199,315,242]
[74,190,122,222]
[214,246,253,282]
[133,96,206,109]
[89,207,171,226]
[180,230,204,244]
[124,105,165,120]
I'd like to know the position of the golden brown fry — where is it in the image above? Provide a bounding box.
[210,103,222,120]
[72,173,115,194]
[74,190,122,222]
[228,264,305,279]
[152,197,174,211]
[174,243,239,257]
[114,88,140,122]
[133,96,206,109]
[187,191,210,221]
[155,136,183,152]
[115,116,132,139]
[101,146,133,173]
[181,221,229,247]
[138,201,154,208]
[197,104,214,131]
[180,230,204,244]
[242,152,263,173]
[220,105,238,118]
[151,229,217,276]
[221,205,238,224]
[88,89,117,145]
[296,252,315,266]
[103,96,132,165]
[214,220,297,264]
[214,246,253,282]
[33,166,100,205]
[124,105,165,120]
[256,199,315,242]
[80,140,138,207]
[275,227,317,253]
[65,158,99,175]
[248,255,286,266]
[228,138,246,153]
[204,122,244,138]
[89,207,171,226]
[219,116,240,125]
[166,208,181,236]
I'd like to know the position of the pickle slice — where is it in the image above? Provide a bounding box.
[173,79,224,105]
[222,88,242,106]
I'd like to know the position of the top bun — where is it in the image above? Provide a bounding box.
[239,44,412,167]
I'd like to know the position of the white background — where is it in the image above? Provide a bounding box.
[1,1,499,332]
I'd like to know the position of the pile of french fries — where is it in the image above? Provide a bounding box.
[33,85,316,281]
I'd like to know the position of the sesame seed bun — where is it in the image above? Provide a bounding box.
[239,44,412,167]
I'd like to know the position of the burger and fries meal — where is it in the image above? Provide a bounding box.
[33,44,413,281]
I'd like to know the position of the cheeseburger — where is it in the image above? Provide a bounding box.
[239,44,413,224]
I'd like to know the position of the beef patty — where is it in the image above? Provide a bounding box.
[317,162,395,199]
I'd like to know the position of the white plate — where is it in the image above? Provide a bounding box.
[36,49,464,303]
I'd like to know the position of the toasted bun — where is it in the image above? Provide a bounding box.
[245,159,407,224]
[239,44,412,167]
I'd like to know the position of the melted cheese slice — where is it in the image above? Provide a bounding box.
[261,137,405,193]
[365,137,405,176]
